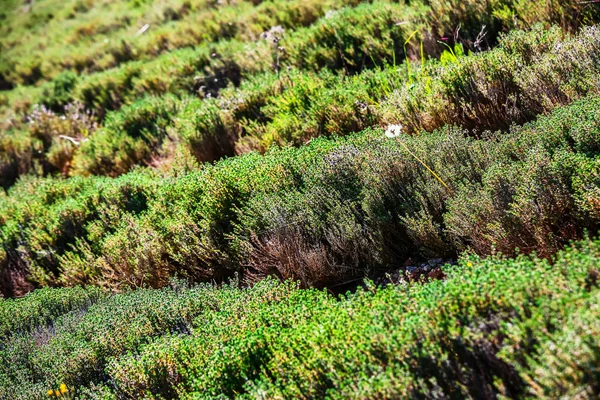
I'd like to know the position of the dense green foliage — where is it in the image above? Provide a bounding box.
[2,0,600,396]
[1,0,593,88]
[2,0,600,187]
[1,238,599,399]
[1,93,600,295]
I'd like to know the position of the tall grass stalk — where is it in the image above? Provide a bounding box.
[395,137,453,192]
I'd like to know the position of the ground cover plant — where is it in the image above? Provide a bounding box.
[1,93,600,295]
[2,0,600,187]
[1,22,600,188]
[1,237,599,399]
[2,0,600,397]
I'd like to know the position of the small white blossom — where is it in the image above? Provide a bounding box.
[385,124,403,138]
[325,10,338,19]
[261,26,285,45]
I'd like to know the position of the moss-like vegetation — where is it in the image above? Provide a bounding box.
[2,0,600,397]
[1,94,599,294]
[1,238,599,398]
[3,23,600,187]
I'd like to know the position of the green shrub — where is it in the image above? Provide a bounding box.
[0,129,33,190]
[1,238,599,398]
[0,285,105,340]
[71,95,179,176]
[174,97,238,162]
[252,69,386,148]
[284,1,417,73]
[0,171,158,296]
[2,95,600,291]
[0,102,98,189]
[75,63,143,117]
[379,24,600,134]
[41,71,79,113]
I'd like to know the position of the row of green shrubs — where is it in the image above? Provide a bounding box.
[0,0,357,88]
[1,236,598,398]
[2,1,599,192]
[2,0,594,90]
[3,24,600,188]
[3,0,599,152]
[8,0,595,118]
[1,92,599,295]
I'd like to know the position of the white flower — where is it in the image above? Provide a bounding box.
[261,26,285,45]
[385,124,403,138]
[325,10,338,19]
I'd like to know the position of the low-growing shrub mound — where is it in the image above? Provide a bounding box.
[1,237,598,398]
[1,1,599,396]
[1,94,599,294]
[3,24,600,184]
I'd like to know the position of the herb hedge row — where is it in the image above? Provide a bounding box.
[1,237,599,398]
[1,93,599,295]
